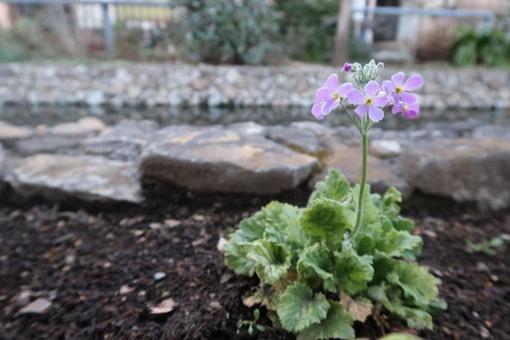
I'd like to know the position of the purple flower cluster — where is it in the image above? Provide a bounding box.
[311,70,424,122]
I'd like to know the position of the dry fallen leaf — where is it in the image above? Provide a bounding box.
[340,293,373,322]
[18,298,52,315]
[149,298,178,315]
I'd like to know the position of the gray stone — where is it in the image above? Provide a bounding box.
[0,121,34,141]
[8,154,141,203]
[50,117,106,137]
[369,140,402,158]
[82,120,158,161]
[313,142,408,195]
[14,136,81,156]
[472,125,510,141]
[267,125,326,155]
[228,121,266,136]
[400,138,510,210]
[140,125,318,194]
[290,121,335,137]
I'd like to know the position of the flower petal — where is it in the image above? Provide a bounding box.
[374,94,389,107]
[326,73,339,91]
[364,80,380,98]
[315,87,330,102]
[391,72,405,86]
[322,98,337,115]
[401,92,418,104]
[311,103,325,120]
[354,104,368,118]
[348,89,365,105]
[403,74,424,91]
[382,80,395,93]
[368,105,384,122]
[392,103,402,114]
[338,82,353,97]
[404,109,419,119]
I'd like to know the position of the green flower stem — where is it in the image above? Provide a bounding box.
[353,132,368,236]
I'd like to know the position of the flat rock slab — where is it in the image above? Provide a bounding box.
[314,142,408,195]
[140,126,318,194]
[267,125,327,155]
[9,154,141,203]
[0,122,34,141]
[82,120,158,161]
[400,138,510,210]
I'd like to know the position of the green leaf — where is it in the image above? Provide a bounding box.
[367,285,434,330]
[309,168,351,204]
[234,201,303,245]
[386,262,440,307]
[224,241,257,276]
[301,198,354,249]
[246,239,291,284]
[334,246,374,295]
[392,217,416,232]
[277,282,330,332]
[382,187,402,217]
[297,243,336,293]
[377,229,422,260]
[297,302,354,340]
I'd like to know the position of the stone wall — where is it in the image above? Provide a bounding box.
[0,63,509,110]
[0,118,509,210]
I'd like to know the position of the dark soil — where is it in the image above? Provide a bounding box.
[0,188,509,340]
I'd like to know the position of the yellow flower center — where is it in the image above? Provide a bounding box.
[402,104,408,112]
[365,98,373,105]
[396,87,403,94]
[332,92,341,100]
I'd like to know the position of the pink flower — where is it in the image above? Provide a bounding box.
[383,72,423,104]
[311,73,353,120]
[347,80,389,122]
[392,97,420,119]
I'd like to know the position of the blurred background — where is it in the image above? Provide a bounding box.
[0,0,508,66]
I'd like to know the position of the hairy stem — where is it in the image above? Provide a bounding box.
[353,132,368,236]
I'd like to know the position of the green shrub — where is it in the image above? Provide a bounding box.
[451,26,510,67]
[225,169,446,339]
[0,33,28,63]
[274,0,339,63]
[177,0,282,65]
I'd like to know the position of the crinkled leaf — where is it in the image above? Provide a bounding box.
[383,187,402,217]
[301,198,354,249]
[334,247,374,295]
[354,223,421,260]
[368,284,434,330]
[392,216,416,232]
[224,241,257,275]
[386,262,441,307]
[297,243,336,293]
[246,240,291,284]
[277,282,330,332]
[309,168,351,204]
[378,229,422,260]
[297,302,354,340]
[340,293,373,322]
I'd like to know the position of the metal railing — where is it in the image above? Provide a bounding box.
[1,0,175,57]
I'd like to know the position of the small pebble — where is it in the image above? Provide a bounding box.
[153,272,167,281]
